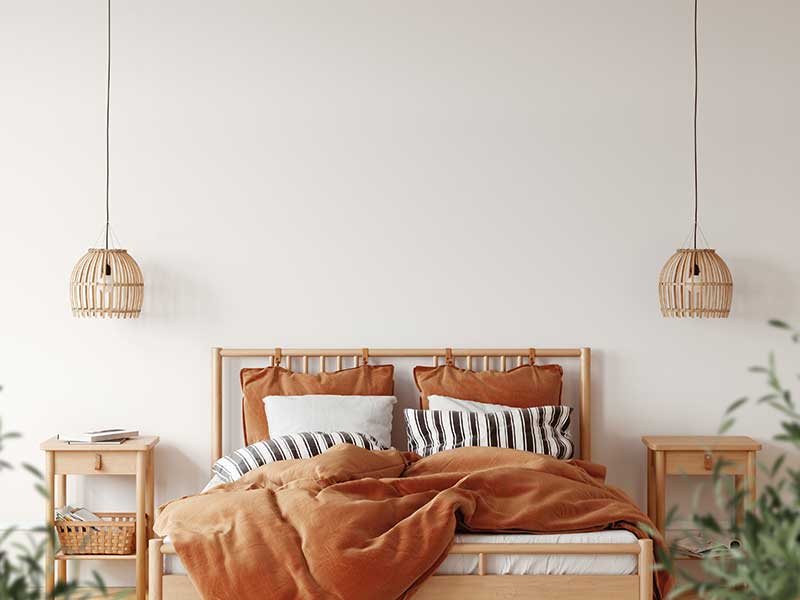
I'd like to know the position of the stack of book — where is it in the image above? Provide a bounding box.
[55,507,108,535]
[55,505,102,523]
[58,428,138,445]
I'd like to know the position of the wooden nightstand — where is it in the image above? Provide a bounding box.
[40,436,159,600]
[642,436,761,544]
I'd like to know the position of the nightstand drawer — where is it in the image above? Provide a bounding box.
[54,451,137,475]
[665,451,747,475]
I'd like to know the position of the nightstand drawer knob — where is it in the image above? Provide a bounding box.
[95,453,102,470]
[703,453,712,470]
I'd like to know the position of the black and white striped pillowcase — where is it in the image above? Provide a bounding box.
[212,431,387,483]
[404,406,573,459]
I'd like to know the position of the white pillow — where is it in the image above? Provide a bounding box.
[201,474,226,493]
[263,395,397,448]
[428,395,516,413]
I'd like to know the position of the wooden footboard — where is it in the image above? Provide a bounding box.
[149,538,654,600]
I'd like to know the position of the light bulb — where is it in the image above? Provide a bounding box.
[101,264,113,304]
[685,263,703,302]
[102,263,113,287]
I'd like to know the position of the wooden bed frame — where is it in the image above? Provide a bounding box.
[148,347,654,599]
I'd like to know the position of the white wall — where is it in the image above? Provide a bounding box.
[1,0,798,585]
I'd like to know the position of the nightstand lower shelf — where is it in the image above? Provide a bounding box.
[55,551,137,561]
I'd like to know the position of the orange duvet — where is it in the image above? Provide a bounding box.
[155,445,670,599]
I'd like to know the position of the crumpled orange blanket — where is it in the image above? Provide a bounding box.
[155,445,670,600]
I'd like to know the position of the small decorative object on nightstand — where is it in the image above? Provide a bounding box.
[40,435,159,599]
[642,435,761,558]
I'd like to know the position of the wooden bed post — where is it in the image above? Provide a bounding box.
[149,537,164,600]
[637,539,653,599]
[580,347,591,462]
[212,347,223,465]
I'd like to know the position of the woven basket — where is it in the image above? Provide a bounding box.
[55,512,136,555]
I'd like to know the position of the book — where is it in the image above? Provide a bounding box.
[672,532,742,558]
[55,506,102,522]
[55,506,104,532]
[66,439,126,445]
[58,428,139,443]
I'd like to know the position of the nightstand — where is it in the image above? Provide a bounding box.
[40,436,159,600]
[642,435,761,547]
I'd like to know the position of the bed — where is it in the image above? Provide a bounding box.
[148,347,656,600]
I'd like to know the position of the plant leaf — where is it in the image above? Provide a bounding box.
[768,319,791,329]
[726,397,748,415]
[92,570,108,595]
[21,462,43,480]
[770,454,786,478]
[718,417,735,434]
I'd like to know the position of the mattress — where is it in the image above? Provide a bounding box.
[163,530,638,576]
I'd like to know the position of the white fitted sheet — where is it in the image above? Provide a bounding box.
[163,530,638,576]
[436,530,639,575]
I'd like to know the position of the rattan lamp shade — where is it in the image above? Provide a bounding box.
[70,249,144,318]
[658,248,732,318]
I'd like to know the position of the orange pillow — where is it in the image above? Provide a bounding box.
[240,365,395,445]
[413,364,563,409]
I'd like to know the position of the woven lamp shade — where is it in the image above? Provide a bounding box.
[658,248,732,318]
[70,248,144,318]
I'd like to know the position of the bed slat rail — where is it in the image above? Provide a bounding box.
[218,348,583,358]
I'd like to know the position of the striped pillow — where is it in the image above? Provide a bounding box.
[404,406,573,459]
[212,431,387,483]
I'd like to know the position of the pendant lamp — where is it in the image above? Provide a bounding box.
[658,0,732,319]
[70,0,144,318]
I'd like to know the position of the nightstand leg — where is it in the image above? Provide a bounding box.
[654,451,666,535]
[734,475,744,526]
[146,449,155,540]
[746,452,757,510]
[646,449,655,520]
[136,452,147,600]
[56,474,67,584]
[45,451,55,596]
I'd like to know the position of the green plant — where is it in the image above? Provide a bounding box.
[0,392,123,599]
[658,320,800,600]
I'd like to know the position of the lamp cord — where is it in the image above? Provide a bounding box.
[105,0,111,252]
[692,0,699,251]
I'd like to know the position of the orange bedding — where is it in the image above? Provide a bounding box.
[155,445,670,599]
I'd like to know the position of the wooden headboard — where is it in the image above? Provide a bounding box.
[211,347,591,465]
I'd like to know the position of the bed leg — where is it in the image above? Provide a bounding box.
[149,538,163,600]
[638,539,653,600]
